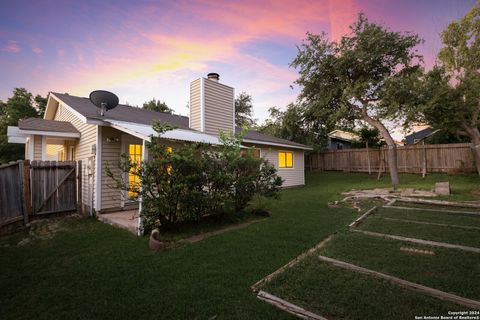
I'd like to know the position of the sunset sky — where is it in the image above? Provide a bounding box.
[0,0,476,122]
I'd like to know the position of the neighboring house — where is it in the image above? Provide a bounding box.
[8,73,311,215]
[327,130,359,150]
[404,125,438,145]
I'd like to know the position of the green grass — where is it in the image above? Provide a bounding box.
[320,232,480,300]
[263,256,462,320]
[1,171,479,319]
[393,200,480,212]
[360,213,480,248]
[377,206,480,228]
[156,211,260,241]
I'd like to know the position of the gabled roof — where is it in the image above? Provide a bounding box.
[328,130,359,142]
[51,92,190,129]
[19,118,79,134]
[49,92,311,150]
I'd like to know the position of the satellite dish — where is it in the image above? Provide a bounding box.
[89,90,119,116]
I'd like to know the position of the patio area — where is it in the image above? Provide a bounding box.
[97,210,139,234]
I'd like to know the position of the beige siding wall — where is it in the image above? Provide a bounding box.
[33,135,42,160]
[101,126,124,210]
[189,78,201,131]
[54,103,97,206]
[245,144,305,187]
[204,79,234,136]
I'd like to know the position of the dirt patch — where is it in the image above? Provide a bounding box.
[16,215,80,247]
[341,188,437,201]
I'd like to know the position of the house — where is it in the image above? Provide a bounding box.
[404,125,438,145]
[8,73,311,217]
[327,130,359,150]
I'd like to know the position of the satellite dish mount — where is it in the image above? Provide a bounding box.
[89,90,119,116]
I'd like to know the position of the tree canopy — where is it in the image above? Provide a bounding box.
[259,103,330,151]
[143,99,173,114]
[291,13,423,186]
[0,88,40,163]
[235,92,255,127]
[412,4,480,174]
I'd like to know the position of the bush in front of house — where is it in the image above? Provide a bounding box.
[106,123,283,232]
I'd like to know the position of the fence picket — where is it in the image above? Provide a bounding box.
[306,143,475,174]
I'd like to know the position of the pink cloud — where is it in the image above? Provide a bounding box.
[57,48,65,57]
[32,47,43,54]
[2,40,21,53]
[328,0,361,41]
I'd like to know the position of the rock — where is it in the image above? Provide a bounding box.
[149,229,168,251]
[435,182,451,195]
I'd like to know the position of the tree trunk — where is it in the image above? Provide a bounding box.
[362,115,400,187]
[463,125,480,176]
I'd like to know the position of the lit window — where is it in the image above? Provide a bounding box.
[128,144,142,198]
[278,151,293,168]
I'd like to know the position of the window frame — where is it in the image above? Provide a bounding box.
[278,150,294,169]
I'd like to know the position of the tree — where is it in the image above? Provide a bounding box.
[259,103,330,151]
[142,99,173,114]
[0,88,39,163]
[235,92,255,127]
[417,5,480,175]
[291,14,422,187]
[35,94,48,118]
[351,126,383,148]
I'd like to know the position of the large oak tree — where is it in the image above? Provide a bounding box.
[418,5,480,175]
[291,14,422,186]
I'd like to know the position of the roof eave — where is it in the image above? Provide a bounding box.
[243,138,313,150]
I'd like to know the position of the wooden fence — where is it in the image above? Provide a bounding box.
[0,160,81,235]
[0,160,30,230]
[306,143,476,174]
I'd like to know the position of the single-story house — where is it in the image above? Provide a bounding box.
[404,125,439,145]
[327,130,359,150]
[8,73,311,217]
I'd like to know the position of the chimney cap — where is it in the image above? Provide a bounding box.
[207,72,220,81]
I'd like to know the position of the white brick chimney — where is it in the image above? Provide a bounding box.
[189,73,235,136]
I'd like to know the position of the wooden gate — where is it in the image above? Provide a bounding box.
[30,161,77,215]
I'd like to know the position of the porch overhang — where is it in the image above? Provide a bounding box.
[106,119,223,145]
[8,118,81,143]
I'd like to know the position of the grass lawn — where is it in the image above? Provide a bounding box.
[320,232,480,300]
[359,210,480,247]
[377,206,480,228]
[1,171,479,319]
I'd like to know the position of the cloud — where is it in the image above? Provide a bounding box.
[328,0,360,41]
[2,40,21,53]
[32,47,43,54]
[57,48,65,57]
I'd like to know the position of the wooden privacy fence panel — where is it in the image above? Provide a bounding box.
[306,143,476,174]
[31,161,77,215]
[0,160,80,234]
[0,160,29,227]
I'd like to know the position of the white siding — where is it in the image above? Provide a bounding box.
[33,135,42,160]
[100,126,124,210]
[246,144,305,187]
[189,78,201,131]
[54,103,97,207]
[203,79,234,135]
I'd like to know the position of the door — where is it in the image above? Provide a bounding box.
[127,143,142,198]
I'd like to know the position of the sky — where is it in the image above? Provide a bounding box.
[0,0,476,124]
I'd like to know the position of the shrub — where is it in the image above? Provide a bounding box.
[106,123,282,232]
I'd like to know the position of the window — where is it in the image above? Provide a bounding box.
[128,144,142,198]
[278,151,293,168]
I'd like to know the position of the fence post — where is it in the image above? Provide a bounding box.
[77,160,83,215]
[22,160,32,220]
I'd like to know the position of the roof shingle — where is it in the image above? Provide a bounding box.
[19,118,80,133]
